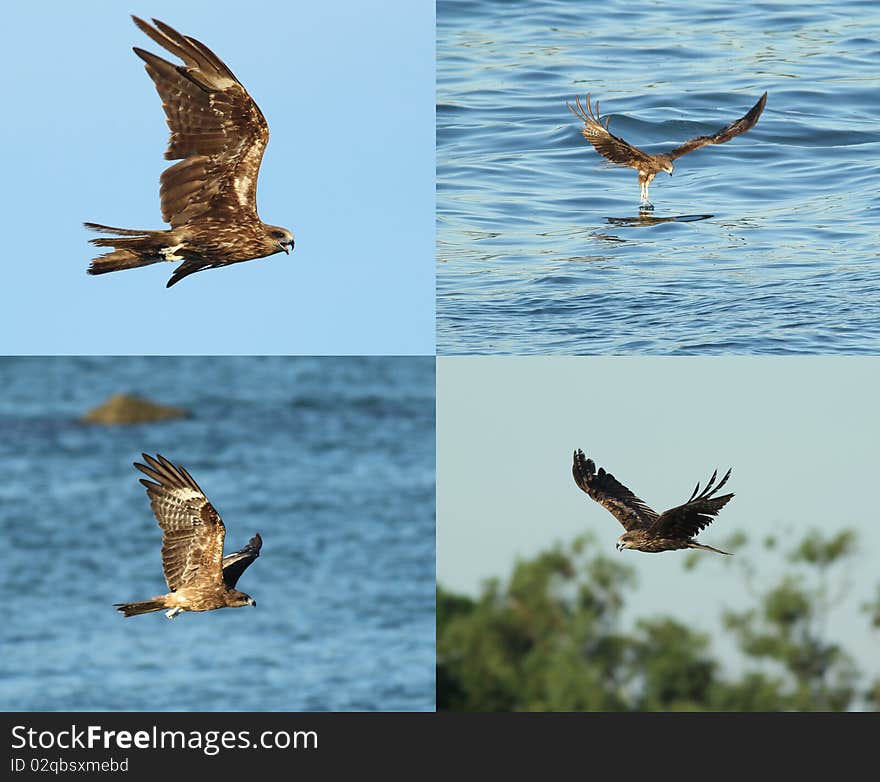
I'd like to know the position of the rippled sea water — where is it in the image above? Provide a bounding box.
[437,0,880,354]
[0,357,435,711]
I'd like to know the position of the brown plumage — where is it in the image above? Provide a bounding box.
[86,17,294,288]
[572,449,734,555]
[566,92,767,209]
[114,454,261,618]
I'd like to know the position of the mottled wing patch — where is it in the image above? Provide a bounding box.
[131,16,270,228]
[567,94,655,169]
[572,449,658,531]
[134,453,226,591]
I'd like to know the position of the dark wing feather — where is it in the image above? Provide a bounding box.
[650,468,734,540]
[131,16,269,227]
[165,259,210,289]
[222,533,262,588]
[134,453,226,591]
[572,449,658,531]
[667,92,767,160]
[566,94,655,169]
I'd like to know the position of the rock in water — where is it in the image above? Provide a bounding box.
[82,393,190,425]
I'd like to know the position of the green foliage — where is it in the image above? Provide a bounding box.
[723,530,861,711]
[788,529,856,567]
[437,536,635,711]
[630,618,716,711]
[710,672,789,711]
[438,528,874,712]
[862,586,880,630]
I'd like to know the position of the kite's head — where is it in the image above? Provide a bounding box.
[266,225,295,255]
[616,532,637,552]
[229,590,257,609]
[662,159,674,176]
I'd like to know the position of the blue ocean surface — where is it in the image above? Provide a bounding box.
[437,0,880,354]
[0,357,435,711]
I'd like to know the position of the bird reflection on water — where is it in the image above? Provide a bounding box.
[591,213,714,243]
[607,213,714,227]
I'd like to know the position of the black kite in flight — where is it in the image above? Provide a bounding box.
[86,17,294,287]
[114,453,261,618]
[566,92,767,209]
[572,449,734,555]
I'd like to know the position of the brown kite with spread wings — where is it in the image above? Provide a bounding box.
[566,92,767,209]
[86,17,294,288]
[572,449,734,555]
[114,453,261,618]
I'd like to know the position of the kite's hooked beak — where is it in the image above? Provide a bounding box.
[248,597,257,607]
[278,239,294,255]
[616,542,622,552]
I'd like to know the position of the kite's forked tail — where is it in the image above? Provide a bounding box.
[114,599,167,617]
[84,223,180,276]
[687,541,732,556]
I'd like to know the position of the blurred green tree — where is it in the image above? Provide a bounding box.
[437,528,874,711]
[721,530,860,710]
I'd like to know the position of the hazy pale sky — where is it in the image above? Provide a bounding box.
[0,1,434,355]
[437,356,880,681]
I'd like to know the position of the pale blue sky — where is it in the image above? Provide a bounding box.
[438,357,880,684]
[0,1,434,355]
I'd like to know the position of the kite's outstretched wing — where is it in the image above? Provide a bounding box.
[567,94,655,169]
[132,16,270,228]
[667,92,767,160]
[649,468,734,540]
[222,533,262,588]
[572,449,659,531]
[134,453,226,591]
